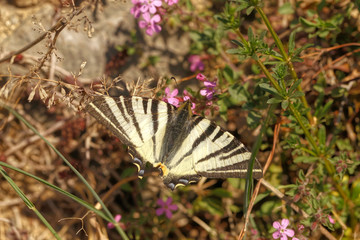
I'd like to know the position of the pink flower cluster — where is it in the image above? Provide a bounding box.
[131,0,178,36]
[197,73,217,101]
[162,87,195,109]
[162,73,217,116]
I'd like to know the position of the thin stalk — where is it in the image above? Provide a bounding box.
[0,162,110,221]
[4,105,129,240]
[0,166,61,239]
[255,6,313,124]
[244,104,277,214]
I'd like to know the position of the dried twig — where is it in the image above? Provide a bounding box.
[0,8,85,64]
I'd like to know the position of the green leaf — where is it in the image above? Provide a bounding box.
[267,98,282,104]
[318,125,326,147]
[331,87,346,98]
[293,43,313,57]
[335,139,353,151]
[281,99,289,110]
[294,156,320,163]
[229,84,248,103]
[351,179,360,201]
[288,31,296,54]
[288,79,302,94]
[300,17,318,27]
[316,99,333,120]
[259,83,282,97]
[226,48,242,54]
[231,39,243,47]
[211,188,232,198]
[279,2,294,14]
[318,30,330,38]
[246,6,255,15]
[254,192,270,205]
[260,200,280,215]
[290,91,305,98]
[248,27,254,42]
[247,110,262,128]
[196,197,224,216]
[185,0,194,10]
[298,170,305,181]
[223,65,235,84]
[230,204,241,213]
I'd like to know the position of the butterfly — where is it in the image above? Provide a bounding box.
[86,95,263,190]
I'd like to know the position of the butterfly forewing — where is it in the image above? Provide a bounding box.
[86,96,175,150]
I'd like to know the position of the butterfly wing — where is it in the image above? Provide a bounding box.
[87,96,262,190]
[160,115,262,190]
[86,95,175,169]
[190,116,263,179]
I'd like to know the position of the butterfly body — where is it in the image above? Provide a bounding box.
[86,95,263,190]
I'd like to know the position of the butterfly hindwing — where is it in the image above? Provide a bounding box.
[190,116,263,179]
[162,115,263,189]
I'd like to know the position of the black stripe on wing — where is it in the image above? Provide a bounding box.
[196,138,243,164]
[197,160,263,179]
[169,116,215,168]
[86,97,133,146]
[117,97,129,123]
[124,97,144,142]
[150,99,159,160]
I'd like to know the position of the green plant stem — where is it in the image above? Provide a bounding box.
[255,6,313,125]
[244,104,277,214]
[0,166,61,239]
[235,29,282,93]
[236,17,356,227]
[0,162,110,221]
[288,104,319,153]
[3,105,129,240]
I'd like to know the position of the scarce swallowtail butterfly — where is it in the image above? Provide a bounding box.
[86,95,263,190]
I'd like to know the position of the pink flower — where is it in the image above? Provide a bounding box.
[203,80,216,88]
[164,0,178,5]
[156,197,178,219]
[130,0,142,18]
[107,214,122,229]
[298,224,305,232]
[196,73,207,81]
[183,90,196,109]
[272,219,295,240]
[188,55,204,72]
[196,73,217,100]
[140,0,162,14]
[163,87,180,107]
[138,13,162,36]
[328,215,335,224]
[200,80,217,100]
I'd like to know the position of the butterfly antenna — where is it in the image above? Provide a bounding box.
[170,76,179,89]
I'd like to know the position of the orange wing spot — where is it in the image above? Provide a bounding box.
[155,163,169,177]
